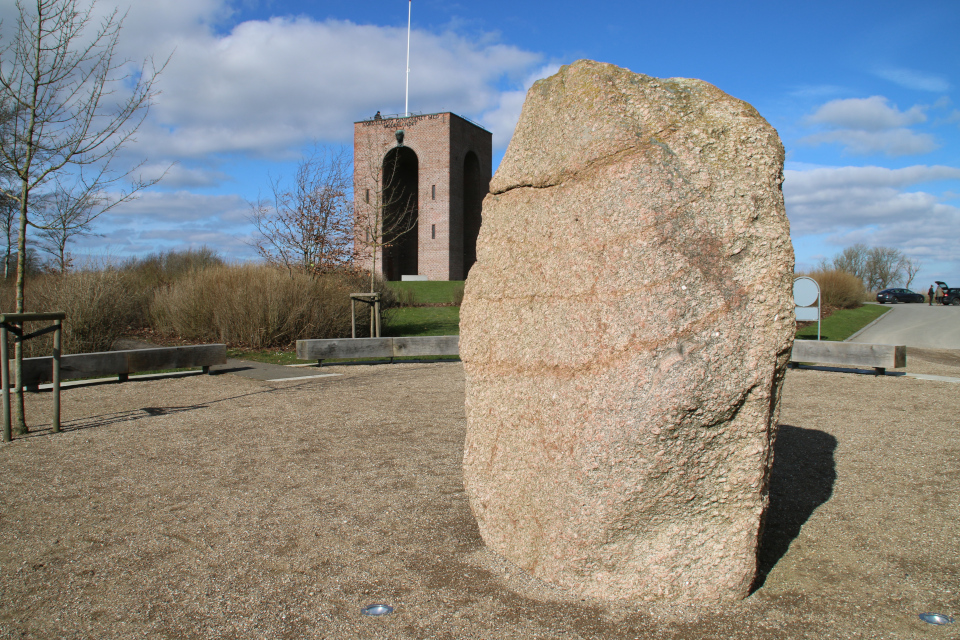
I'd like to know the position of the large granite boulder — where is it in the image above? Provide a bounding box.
[460,60,795,602]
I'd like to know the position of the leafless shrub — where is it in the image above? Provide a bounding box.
[452,282,465,307]
[394,286,418,308]
[801,268,865,310]
[150,265,392,348]
[121,247,224,290]
[1,269,148,356]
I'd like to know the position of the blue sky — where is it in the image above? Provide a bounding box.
[3,0,958,286]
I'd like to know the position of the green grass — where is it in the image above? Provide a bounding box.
[795,304,890,342]
[387,280,464,304]
[383,306,460,336]
[224,307,462,365]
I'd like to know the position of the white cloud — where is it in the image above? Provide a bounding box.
[785,165,960,190]
[72,190,256,259]
[799,96,937,156]
[804,96,926,131]
[784,165,960,273]
[874,67,950,93]
[124,15,542,159]
[107,190,250,224]
[138,162,233,188]
[798,129,938,156]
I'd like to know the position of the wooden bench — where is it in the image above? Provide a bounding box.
[789,341,906,375]
[15,344,227,388]
[296,336,459,365]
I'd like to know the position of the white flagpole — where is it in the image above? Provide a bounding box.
[405,0,411,117]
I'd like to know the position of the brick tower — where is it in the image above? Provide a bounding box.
[354,112,492,281]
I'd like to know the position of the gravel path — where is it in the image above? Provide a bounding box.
[0,351,957,639]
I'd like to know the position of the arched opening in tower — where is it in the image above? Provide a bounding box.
[382,146,419,281]
[462,151,483,277]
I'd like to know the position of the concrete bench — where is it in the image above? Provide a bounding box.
[300,336,906,375]
[789,341,906,375]
[15,344,227,388]
[296,336,459,365]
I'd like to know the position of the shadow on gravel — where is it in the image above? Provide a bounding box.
[752,424,837,591]
[17,383,319,438]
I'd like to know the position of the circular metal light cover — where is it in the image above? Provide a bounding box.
[919,613,954,625]
[362,604,394,616]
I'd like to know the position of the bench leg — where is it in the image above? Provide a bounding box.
[202,365,210,374]
[317,359,323,368]
[118,373,128,383]
[874,367,885,376]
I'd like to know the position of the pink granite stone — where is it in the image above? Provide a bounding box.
[460,60,795,602]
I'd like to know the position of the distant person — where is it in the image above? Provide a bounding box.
[374,111,382,120]
[935,284,944,305]
[928,285,934,305]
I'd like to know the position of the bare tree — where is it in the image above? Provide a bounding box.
[0,181,15,279]
[0,0,166,434]
[902,257,922,290]
[35,180,106,273]
[250,146,353,275]
[0,103,15,278]
[831,243,869,283]
[353,139,418,292]
[864,246,905,291]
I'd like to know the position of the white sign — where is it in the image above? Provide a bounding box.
[793,276,821,340]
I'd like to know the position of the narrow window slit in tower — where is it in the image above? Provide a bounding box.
[365,189,370,203]
[431,224,436,239]
[431,185,436,200]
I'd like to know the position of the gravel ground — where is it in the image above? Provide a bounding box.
[0,350,957,639]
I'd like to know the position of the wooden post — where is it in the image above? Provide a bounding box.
[52,319,61,433]
[351,298,357,339]
[1,323,9,443]
[0,312,66,440]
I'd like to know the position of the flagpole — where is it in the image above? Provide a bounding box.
[405,0,411,117]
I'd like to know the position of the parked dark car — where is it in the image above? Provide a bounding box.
[935,281,960,305]
[876,288,925,303]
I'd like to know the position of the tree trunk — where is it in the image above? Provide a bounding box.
[13,177,28,435]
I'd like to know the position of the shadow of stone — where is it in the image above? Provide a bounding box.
[752,423,837,591]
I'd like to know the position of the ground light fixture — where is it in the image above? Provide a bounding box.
[918,613,954,625]
[361,604,394,616]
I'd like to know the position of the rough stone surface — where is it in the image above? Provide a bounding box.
[460,60,795,603]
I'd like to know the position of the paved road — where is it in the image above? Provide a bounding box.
[848,302,960,349]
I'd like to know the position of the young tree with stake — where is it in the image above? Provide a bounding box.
[353,139,418,293]
[0,0,166,434]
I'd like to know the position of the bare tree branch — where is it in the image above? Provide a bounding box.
[249,145,354,276]
[34,176,106,272]
[0,0,168,435]
[902,257,922,290]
